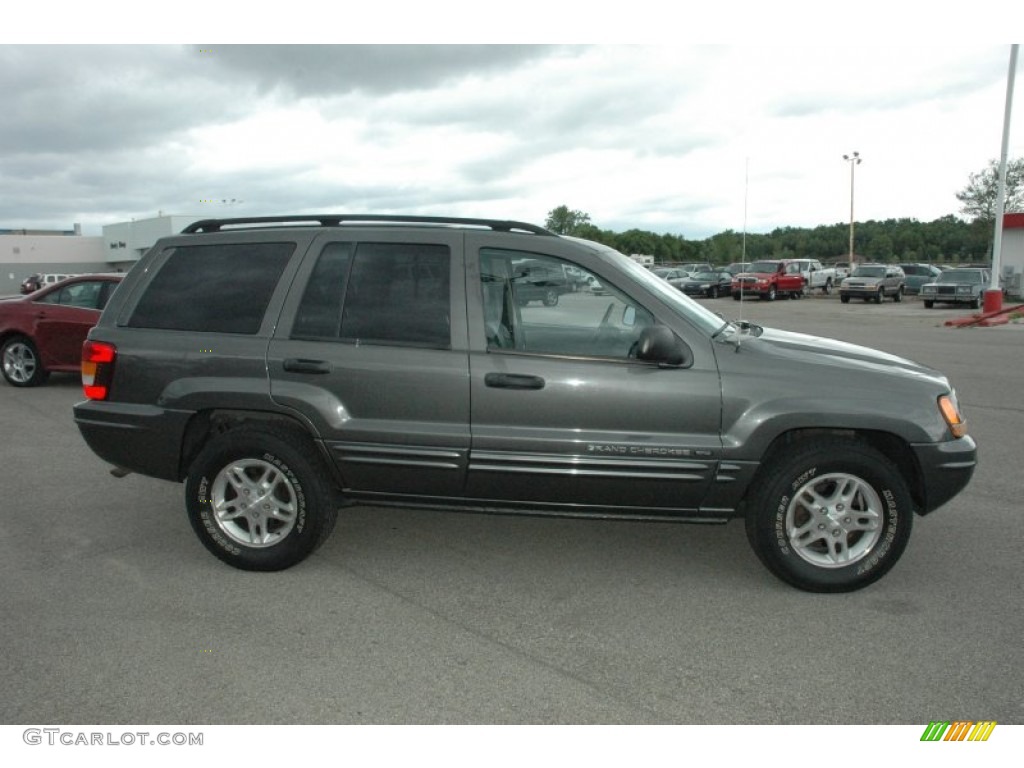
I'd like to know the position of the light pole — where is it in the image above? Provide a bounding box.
[842,151,862,265]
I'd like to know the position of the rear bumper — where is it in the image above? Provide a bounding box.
[74,400,193,482]
[911,436,977,515]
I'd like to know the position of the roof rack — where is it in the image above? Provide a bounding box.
[181,214,555,236]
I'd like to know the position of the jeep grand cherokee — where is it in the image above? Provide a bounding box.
[73,215,976,592]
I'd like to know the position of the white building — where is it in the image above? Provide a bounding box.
[103,214,201,272]
[998,213,1024,298]
[1,226,105,295]
[1,215,206,295]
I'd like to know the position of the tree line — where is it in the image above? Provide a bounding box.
[544,158,1023,266]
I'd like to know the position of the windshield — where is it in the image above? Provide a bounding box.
[567,238,726,336]
[692,271,719,280]
[852,266,886,278]
[747,261,779,273]
[942,270,985,283]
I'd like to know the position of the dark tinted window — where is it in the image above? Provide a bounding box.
[294,242,450,348]
[128,243,293,333]
[291,243,354,339]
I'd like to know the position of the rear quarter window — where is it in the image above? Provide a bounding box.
[127,243,294,333]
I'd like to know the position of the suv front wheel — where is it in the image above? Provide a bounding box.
[185,427,339,571]
[744,438,913,592]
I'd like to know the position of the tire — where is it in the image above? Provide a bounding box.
[875,289,884,304]
[1,336,50,387]
[744,438,913,592]
[764,286,777,302]
[542,288,559,307]
[840,295,850,304]
[708,286,719,299]
[822,280,832,296]
[893,287,903,303]
[923,300,933,309]
[971,295,981,310]
[185,427,340,571]
[733,293,741,301]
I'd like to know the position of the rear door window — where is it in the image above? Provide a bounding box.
[292,242,451,349]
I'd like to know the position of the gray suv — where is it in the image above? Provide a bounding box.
[839,264,906,303]
[74,215,976,593]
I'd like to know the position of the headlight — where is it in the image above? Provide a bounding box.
[956,286,971,294]
[921,285,936,294]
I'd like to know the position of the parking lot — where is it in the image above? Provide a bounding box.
[1,293,1022,725]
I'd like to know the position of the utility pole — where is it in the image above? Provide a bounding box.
[842,152,862,266]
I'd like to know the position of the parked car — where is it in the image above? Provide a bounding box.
[831,262,851,280]
[511,259,571,306]
[899,264,944,295]
[675,262,714,277]
[723,262,751,277]
[20,272,82,295]
[731,259,805,301]
[677,270,732,298]
[839,265,906,304]
[652,267,688,289]
[1,274,123,387]
[20,274,43,294]
[919,268,990,309]
[74,214,975,593]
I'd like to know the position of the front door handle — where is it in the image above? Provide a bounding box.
[283,358,331,374]
[485,372,545,390]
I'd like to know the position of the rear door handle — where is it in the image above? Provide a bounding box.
[485,373,545,390]
[283,358,331,374]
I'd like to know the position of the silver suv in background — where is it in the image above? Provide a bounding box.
[839,264,906,304]
[73,215,975,593]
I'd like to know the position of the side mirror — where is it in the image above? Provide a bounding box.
[635,326,691,367]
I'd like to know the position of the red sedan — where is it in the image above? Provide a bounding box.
[1,274,123,387]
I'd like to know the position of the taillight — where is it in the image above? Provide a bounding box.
[82,340,116,400]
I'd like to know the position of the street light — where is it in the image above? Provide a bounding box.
[842,151,862,266]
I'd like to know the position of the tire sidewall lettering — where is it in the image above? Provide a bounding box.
[260,452,307,535]
[196,474,242,556]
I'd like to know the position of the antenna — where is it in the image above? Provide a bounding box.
[736,157,749,349]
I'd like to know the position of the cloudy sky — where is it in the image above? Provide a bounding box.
[2,21,1021,240]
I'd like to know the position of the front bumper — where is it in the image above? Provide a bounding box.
[911,435,977,515]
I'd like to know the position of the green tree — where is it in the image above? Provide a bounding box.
[955,158,1024,222]
[544,205,593,235]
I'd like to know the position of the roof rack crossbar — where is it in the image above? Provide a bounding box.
[182,215,555,236]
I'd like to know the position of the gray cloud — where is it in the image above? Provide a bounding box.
[203,44,557,97]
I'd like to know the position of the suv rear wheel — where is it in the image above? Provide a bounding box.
[185,427,339,571]
[744,438,913,592]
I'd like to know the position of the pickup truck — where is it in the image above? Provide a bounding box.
[731,259,806,301]
[790,259,838,295]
